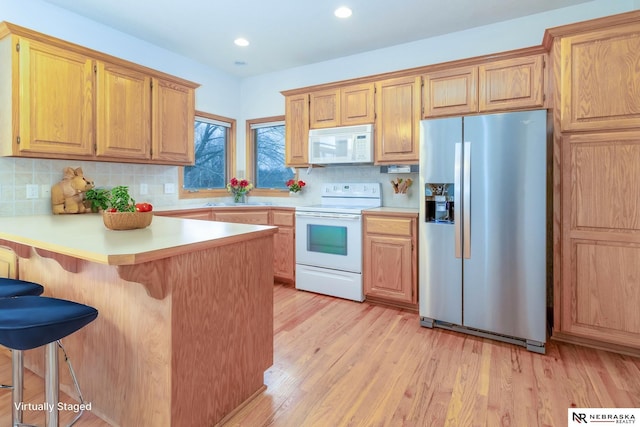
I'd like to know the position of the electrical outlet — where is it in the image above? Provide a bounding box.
[140,183,148,195]
[26,184,39,199]
[164,183,176,194]
[40,185,51,198]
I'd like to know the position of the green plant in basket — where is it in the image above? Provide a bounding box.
[84,188,110,212]
[107,186,136,212]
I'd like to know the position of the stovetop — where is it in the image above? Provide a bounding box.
[296,183,382,214]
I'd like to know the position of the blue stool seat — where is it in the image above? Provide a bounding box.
[0,277,44,298]
[0,295,98,350]
[0,295,98,427]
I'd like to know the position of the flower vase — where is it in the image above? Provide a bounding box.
[234,192,246,203]
[289,191,300,197]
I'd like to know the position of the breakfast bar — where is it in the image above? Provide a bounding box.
[0,214,277,427]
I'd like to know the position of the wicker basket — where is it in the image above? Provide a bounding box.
[102,211,153,230]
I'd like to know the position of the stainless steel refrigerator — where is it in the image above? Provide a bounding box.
[418,110,548,354]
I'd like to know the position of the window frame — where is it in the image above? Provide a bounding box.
[179,110,236,199]
[245,115,293,197]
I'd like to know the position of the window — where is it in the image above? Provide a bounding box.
[179,111,235,199]
[246,116,295,196]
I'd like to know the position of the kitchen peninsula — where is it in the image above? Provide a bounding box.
[0,214,277,427]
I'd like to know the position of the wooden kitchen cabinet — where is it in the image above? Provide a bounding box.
[309,83,374,128]
[156,209,213,221]
[96,62,152,160]
[285,93,310,166]
[0,246,18,279]
[271,209,295,283]
[0,21,198,165]
[151,77,195,164]
[478,54,545,112]
[556,130,640,354]
[213,210,270,225]
[0,35,94,158]
[423,54,545,118]
[558,23,640,132]
[363,211,417,310]
[423,65,478,117]
[375,76,421,164]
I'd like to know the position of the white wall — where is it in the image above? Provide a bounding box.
[0,0,637,216]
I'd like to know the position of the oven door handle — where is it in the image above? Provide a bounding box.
[295,212,361,220]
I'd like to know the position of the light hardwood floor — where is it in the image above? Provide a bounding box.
[1,283,639,427]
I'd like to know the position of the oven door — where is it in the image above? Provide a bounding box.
[295,211,362,273]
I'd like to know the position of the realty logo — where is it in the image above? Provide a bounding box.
[572,412,588,423]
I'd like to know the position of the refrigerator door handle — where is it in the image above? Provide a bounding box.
[463,141,471,259]
[454,142,462,258]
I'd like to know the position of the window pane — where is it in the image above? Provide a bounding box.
[184,119,227,189]
[254,124,294,188]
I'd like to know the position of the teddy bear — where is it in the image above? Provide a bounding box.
[51,167,95,214]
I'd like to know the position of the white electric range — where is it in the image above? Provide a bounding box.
[295,183,381,301]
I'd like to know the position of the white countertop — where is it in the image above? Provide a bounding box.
[0,214,276,265]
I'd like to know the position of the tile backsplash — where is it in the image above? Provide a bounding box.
[0,158,420,217]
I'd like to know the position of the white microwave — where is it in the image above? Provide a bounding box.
[308,124,373,165]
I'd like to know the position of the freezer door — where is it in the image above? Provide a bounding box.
[419,117,463,323]
[462,110,547,343]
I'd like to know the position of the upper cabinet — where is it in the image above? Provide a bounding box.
[558,22,640,132]
[3,36,95,158]
[309,83,375,128]
[423,65,478,117]
[0,22,199,165]
[423,54,546,118]
[284,93,309,167]
[478,55,545,112]
[151,78,195,164]
[375,76,421,164]
[96,62,151,160]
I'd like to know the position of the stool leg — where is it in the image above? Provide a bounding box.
[12,349,23,427]
[45,342,58,427]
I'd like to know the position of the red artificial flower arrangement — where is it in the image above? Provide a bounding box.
[286,179,306,193]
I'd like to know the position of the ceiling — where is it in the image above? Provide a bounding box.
[41,0,594,78]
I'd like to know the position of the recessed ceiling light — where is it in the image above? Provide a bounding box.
[334,7,352,18]
[234,38,249,47]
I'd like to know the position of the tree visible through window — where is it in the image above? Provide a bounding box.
[249,117,294,190]
[181,112,234,196]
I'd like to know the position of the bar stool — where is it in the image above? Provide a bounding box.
[0,295,98,427]
[0,277,44,298]
[0,277,45,421]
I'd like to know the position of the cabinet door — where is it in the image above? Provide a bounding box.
[364,234,414,303]
[156,210,212,220]
[310,89,340,129]
[96,62,151,160]
[479,54,545,112]
[560,23,640,132]
[0,246,18,279]
[285,93,309,166]
[16,37,94,156]
[271,209,295,282]
[559,131,640,350]
[152,78,195,164]
[423,65,478,117]
[375,76,421,164]
[363,215,417,305]
[341,83,375,126]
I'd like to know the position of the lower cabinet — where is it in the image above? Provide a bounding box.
[0,246,18,279]
[363,211,418,310]
[270,209,295,283]
[159,207,294,283]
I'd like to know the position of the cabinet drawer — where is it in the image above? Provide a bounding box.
[365,216,413,237]
[271,210,295,227]
[214,211,269,225]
